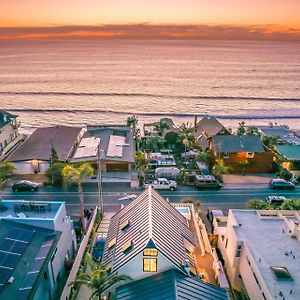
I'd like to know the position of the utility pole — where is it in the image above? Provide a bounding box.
[97,143,104,215]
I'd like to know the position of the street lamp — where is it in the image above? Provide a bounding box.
[97,144,104,215]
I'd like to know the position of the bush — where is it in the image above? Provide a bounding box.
[279,169,292,181]
[46,162,65,185]
[246,199,268,210]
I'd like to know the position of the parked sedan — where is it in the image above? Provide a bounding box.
[269,179,295,190]
[12,180,39,192]
[266,195,287,205]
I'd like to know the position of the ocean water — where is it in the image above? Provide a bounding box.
[0,39,300,131]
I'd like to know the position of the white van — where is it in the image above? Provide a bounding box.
[155,167,179,180]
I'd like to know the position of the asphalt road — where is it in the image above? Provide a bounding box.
[1,183,300,216]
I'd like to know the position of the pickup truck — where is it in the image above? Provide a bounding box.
[144,178,177,191]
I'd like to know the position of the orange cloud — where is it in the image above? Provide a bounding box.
[0,24,299,41]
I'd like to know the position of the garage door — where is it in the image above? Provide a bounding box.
[106,163,129,172]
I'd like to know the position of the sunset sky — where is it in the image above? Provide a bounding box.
[1,0,300,40]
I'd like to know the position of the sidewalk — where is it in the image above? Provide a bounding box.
[222,174,274,189]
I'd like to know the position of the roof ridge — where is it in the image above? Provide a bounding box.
[148,187,153,238]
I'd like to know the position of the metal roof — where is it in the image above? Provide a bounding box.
[102,188,196,273]
[7,125,82,162]
[116,269,229,300]
[212,135,265,153]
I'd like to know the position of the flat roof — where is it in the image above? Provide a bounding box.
[0,200,64,220]
[231,210,300,300]
[80,126,134,163]
[7,125,82,162]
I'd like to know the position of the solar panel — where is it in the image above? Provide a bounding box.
[16,289,31,300]
[0,267,12,286]
[11,241,27,255]
[2,253,19,269]
[0,240,14,252]
[6,228,34,243]
[29,258,45,273]
[19,272,38,290]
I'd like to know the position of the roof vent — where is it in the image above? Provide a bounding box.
[8,277,14,284]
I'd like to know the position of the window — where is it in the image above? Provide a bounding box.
[225,238,228,248]
[262,292,267,300]
[108,238,116,249]
[236,245,242,257]
[120,219,130,231]
[143,258,157,272]
[143,248,158,256]
[122,240,133,253]
[247,152,254,159]
[270,266,293,281]
[223,152,229,159]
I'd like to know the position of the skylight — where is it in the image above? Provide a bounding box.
[270,266,293,281]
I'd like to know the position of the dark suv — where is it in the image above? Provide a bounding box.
[12,180,39,192]
[269,179,295,190]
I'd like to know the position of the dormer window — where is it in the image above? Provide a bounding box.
[122,240,133,253]
[120,219,130,231]
[108,238,116,249]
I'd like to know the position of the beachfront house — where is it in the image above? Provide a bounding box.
[274,144,300,171]
[6,125,83,174]
[195,116,230,150]
[0,200,76,300]
[71,125,135,173]
[210,135,274,173]
[0,110,22,161]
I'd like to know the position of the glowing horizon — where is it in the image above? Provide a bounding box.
[1,0,300,40]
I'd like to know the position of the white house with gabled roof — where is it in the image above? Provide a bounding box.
[102,187,197,280]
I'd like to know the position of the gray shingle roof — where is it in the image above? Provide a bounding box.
[195,116,228,139]
[275,145,300,161]
[7,125,82,162]
[212,135,265,153]
[102,188,196,273]
[116,269,229,300]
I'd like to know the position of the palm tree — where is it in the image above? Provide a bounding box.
[145,134,164,152]
[153,119,170,136]
[62,163,94,233]
[126,115,139,150]
[135,151,148,185]
[178,122,195,148]
[195,150,211,164]
[0,161,16,181]
[72,253,131,300]
[212,159,230,182]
